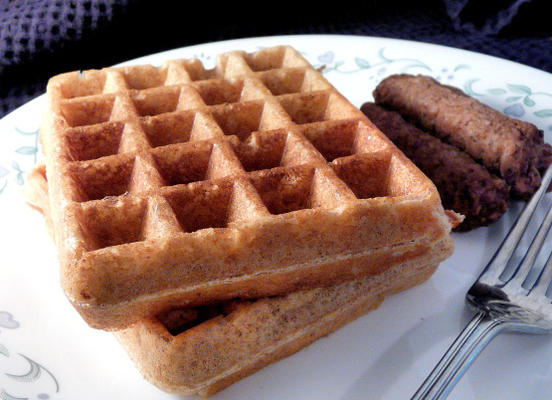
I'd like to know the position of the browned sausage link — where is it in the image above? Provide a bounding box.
[373,74,551,200]
[361,102,509,231]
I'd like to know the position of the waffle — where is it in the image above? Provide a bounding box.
[40,45,455,330]
[116,248,449,397]
[24,164,454,397]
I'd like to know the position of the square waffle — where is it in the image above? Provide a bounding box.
[39,45,455,330]
[115,245,450,397]
[24,164,453,397]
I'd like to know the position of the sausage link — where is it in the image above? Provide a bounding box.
[361,102,509,231]
[373,74,552,199]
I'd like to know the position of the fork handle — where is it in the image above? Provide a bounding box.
[411,311,507,400]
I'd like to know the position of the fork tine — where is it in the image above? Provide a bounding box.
[504,201,552,290]
[530,248,552,297]
[479,166,552,285]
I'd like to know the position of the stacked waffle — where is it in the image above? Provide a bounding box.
[28,46,456,396]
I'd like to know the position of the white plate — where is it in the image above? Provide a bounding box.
[1,34,552,400]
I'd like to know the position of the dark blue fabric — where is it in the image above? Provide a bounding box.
[0,0,550,118]
[443,0,534,34]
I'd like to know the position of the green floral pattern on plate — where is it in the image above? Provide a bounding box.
[465,80,552,130]
[0,126,39,197]
[1,312,59,399]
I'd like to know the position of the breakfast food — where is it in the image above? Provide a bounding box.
[24,163,455,397]
[373,74,552,200]
[116,246,450,397]
[361,103,509,231]
[39,46,455,330]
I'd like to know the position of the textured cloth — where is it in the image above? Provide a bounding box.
[443,0,535,34]
[1,0,551,118]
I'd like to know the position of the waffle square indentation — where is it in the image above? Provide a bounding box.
[259,69,307,95]
[131,86,180,116]
[182,59,220,81]
[244,46,308,71]
[330,152,392,199]
[249,166,317,215]
[259,68,332,96]
[151,141,213,186]
[141,111,197,148]
[58,70,107,99]
[163,180,234,233]
[230,129,287,172]
[279,92,329,124]
[193,79,244,105]
[157,305,232,336]
[210,102,265,141]
[279,92,355,125]
[122,65,168,90]
[61,95,115,127]
[300,120,359,161]
[67,155,135,202]
[64,122,125,161]
[79,196,147,250]
[245,47,287,72]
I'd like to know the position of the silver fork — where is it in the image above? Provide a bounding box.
[411,165,552,400]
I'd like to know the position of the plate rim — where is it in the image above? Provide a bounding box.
[2,33,552,400]
[3,33,551,122]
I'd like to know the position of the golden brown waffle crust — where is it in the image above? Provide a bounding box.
[40,45,453,330]
[25,163,453,397]
[115,238,452,397]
